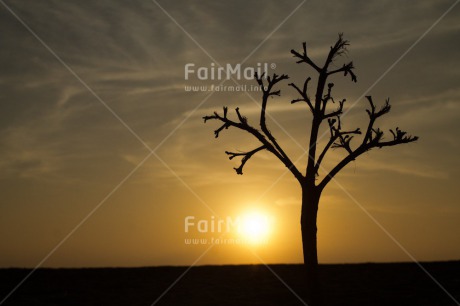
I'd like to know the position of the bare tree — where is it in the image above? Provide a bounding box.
[203,33,418,305]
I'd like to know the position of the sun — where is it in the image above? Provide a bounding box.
[239,211,271,244]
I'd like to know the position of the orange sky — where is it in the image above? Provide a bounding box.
[0,1,459,268]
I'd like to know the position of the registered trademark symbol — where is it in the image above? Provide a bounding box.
[270,63,276,69]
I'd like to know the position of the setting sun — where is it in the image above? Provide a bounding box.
[239,212,271,243]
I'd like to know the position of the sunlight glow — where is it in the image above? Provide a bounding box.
[239,212,271,244]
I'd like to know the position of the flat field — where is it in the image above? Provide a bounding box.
[1,261,459,305]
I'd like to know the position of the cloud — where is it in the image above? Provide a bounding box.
[354,157,449,180]
[3,0,458,185]
[275,196,301,206]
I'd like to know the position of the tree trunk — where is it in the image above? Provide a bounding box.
[301,184,322,305]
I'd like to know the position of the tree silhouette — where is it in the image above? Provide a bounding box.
[203,33,418,305]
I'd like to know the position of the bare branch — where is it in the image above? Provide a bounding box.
[328,62,357,82]
[323,33,351,71]
[256,73,290,137]
[320,83,335,113]
[319,96,418,190]
[235,107,247,124]
[203,107,231,138]
[314,120,338,176]
[204,107,256,140]
[378,127,419,148]
[213,122,230,138]
[331,33,349,57]
[225,145,266,175]
[314,116,361,174]
[288,77,314,113]
[324,99,345,119]
[255,72,304,181]
[320,83,347,117]
[203,104,303,182]
[331,134,354,154]
[291,42,321,72]
[318,146,364,191]
[363,96,377,144]
[255,72,289,96]
[363,96,392,145]
[376,99,391,118]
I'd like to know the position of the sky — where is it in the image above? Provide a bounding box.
[0,0,459,268]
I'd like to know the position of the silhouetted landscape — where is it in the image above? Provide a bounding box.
[1,261,459,305]
[1,2,459,306]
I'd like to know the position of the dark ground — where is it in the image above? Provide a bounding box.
[0,261,459,305]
